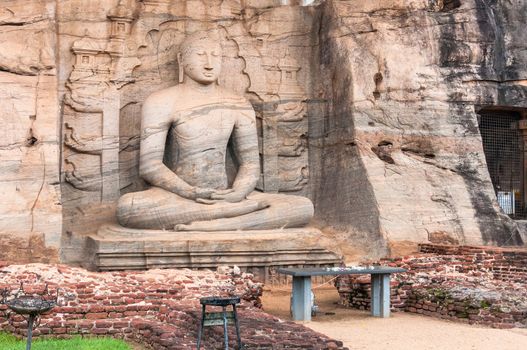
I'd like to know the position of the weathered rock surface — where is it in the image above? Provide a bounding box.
[0,0,525,266]
[311,0,527,259]
[0,0,61,261]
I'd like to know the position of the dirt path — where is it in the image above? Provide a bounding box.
[261,287,527,350]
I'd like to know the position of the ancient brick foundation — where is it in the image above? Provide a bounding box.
[0,264,346,349]
[336,244,527,328]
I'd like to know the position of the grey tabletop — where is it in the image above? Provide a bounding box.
[277,266,406,277]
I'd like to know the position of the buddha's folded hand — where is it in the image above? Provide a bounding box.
[209,190,246,203]
[193,187,217,200]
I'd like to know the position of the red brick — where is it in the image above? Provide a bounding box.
[94,321,112,328]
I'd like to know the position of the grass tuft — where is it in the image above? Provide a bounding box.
[0,332,132,350]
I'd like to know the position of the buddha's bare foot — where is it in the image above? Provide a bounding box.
[255,200,271,210]
[174,223,193,231]
[175,220,228,231]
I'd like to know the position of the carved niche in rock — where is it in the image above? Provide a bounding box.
[115,30,314,232]
[62,1,314,215]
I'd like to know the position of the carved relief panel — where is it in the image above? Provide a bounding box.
[63,0,138,207]
[234,6,315,194]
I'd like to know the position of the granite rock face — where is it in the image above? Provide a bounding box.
[311,0,527,259]
[0,0,525,265]
[0,0,61,263]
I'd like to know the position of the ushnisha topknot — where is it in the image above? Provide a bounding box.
[179,30,222,57]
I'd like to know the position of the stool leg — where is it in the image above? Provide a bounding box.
[232,304,242,349]
[197,304,206,350]
[222,306,229,350]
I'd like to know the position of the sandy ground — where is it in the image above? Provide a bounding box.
[261,287,527,350]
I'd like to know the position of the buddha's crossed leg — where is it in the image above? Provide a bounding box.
[174,191,314,231]
[117,187,267,230]
[117,188,313,231]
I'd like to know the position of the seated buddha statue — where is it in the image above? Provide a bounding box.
[116,30,314,231]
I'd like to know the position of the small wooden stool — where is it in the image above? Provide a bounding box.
[197,296,242,350]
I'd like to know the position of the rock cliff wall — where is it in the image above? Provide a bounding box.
[311,0,526,259]
[0,0,525,264]
[0,0,61,263]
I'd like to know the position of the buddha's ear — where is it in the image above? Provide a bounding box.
[177,52,184,84]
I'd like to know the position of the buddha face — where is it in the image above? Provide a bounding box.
[179,38,222,85]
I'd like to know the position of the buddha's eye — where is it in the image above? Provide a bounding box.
[196,51,206,56]
[211,51,220,57]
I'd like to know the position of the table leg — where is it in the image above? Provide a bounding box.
[222,306,229,350]
[232,304,242,349]
[370,274,381,317]
[380,273,391,318]
[197,304,206,349]
[291,276,312,321]
[371,274,391,318]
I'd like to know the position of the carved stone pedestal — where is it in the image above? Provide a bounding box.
[87,224,342,283]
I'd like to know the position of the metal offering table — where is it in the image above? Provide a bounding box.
[197,296,242,350]
[1,283,58,350]
[277,266,406,321]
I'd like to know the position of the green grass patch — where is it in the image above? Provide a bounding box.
[0,332,132,350]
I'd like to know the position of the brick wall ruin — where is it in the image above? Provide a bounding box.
[0,264,346,349]
[336,244,527,328]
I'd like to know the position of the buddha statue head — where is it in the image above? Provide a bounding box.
[177,30,222,85]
